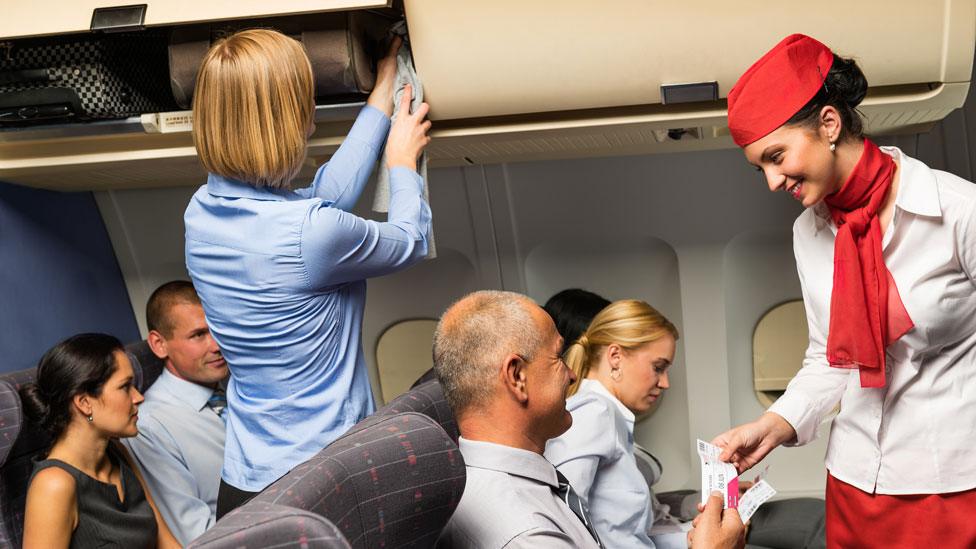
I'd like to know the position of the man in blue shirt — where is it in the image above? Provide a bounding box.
[122,281,229,546]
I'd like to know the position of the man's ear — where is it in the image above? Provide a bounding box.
[146,330,168,360]
[501,353,529,404]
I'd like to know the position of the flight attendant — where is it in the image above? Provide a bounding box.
[713,34,976,547]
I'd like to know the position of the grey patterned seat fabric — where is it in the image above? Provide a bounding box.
[0,380,27,548]
[0,340,164,547]
[191,501,351,549]
[125,339,165,392]
[192,412,465,549]
[371,379,459,443]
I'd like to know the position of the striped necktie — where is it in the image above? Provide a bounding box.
[553,469,604,548]
[206,387,227,420]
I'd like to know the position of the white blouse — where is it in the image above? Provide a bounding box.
[769,147,976,495]
[545,379,654,549]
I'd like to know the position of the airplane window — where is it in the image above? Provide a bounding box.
[752,300,808,408]
[375,319,438,404]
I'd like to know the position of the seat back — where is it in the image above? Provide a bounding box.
[194,412,465,549]
[125,340,165,391]
[189,501,351,549]
[0,340,165,547]
[370,378,459,443]
[0,380,29,548]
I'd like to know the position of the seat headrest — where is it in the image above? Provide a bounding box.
[189,501,350,548]
[0,380,22,465]
[124,340,165,393]
[253,412,465,548]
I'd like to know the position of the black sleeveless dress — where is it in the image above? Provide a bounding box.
[30,445,157,548]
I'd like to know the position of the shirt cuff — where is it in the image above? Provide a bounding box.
[767,390,819,446]
[348,105,392,152]
[390,165,423,191]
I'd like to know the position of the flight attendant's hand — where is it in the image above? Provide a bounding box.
[385,84,431,172]
[712,412,796,474]
[367,37,401,117]
[687,492,746,549]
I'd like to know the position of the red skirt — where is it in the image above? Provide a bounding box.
[826,473,976,548]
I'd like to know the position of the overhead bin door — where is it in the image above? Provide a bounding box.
[404,0,975,120]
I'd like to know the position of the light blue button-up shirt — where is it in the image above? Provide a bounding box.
[121,369,225,546]
[184,105,430,491]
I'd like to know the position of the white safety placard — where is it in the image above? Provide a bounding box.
[697,439,739,509]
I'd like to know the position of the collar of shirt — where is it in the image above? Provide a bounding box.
[150,369,218,412]
[458,437,559,489]
[205,173,302,202]
[812,146,942,233]
[578,378,636,426]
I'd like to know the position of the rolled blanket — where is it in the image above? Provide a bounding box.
[374,21,435,258]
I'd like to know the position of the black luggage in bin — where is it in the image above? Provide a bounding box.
[0,31,177,125]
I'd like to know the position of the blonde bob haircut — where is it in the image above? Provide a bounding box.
[192,29,315,189]
[564,299,678,397]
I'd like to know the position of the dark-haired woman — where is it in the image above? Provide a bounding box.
[713,34,976,546]
[20,333,179,548]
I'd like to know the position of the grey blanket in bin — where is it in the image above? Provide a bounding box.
[372,21,436,258]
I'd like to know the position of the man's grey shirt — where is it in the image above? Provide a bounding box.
[438,437,601,549]
[122,369,225,546]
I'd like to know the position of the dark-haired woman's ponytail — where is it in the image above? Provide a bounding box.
[18,383,56,436]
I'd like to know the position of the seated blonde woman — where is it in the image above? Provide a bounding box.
[544,299,678,549]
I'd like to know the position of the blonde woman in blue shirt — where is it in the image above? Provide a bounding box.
[184,30,431,515]
[545,300,678,549]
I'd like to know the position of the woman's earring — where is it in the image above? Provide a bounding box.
[610,368,621,381]
[829,141,836,152]
[87,414,93,423]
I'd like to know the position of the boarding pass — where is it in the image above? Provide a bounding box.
[696,439,777,522]
[697,439,739,509]
[737,479,777,523]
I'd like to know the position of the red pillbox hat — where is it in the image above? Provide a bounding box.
[727,34,834,146]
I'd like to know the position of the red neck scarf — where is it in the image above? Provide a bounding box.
[823,139,914,388]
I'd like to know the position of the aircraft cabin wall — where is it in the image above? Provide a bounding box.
[81,80,976,500]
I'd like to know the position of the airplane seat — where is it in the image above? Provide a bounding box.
[190,412,466,549]
[124,339,166,392]
[0,379,30,547]
[369,377,459,443]
[189,501,351,549]
[0,339,162,546]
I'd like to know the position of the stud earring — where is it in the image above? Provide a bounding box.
[87,414,93,423]
[829,142,836,152]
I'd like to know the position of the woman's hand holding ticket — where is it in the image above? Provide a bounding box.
[712,412,796,474]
